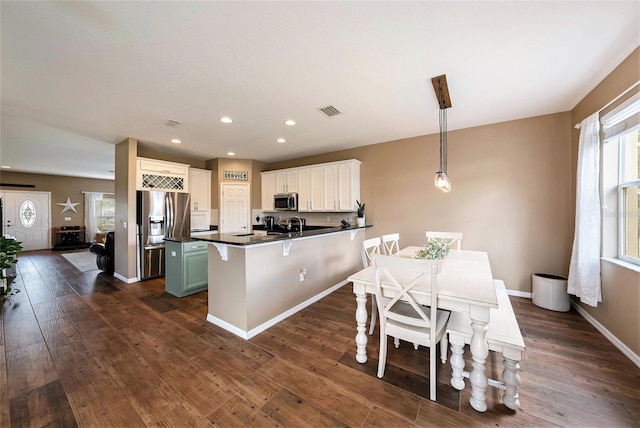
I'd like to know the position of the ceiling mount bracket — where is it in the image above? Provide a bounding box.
[431,75,452,109]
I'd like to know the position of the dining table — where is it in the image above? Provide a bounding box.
[348,246,498,412]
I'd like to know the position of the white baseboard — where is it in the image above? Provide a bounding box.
[571,301,640,368]
[505,287,639,368]
[506,289,532,298]
[113,272,137,283]
[206,279,349,340]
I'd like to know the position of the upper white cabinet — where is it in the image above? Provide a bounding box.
[188,168,211,230]
[322,163,339,211]
[261,159,360,212]
[261,169,299,211]
[275,170,298,194]
[261,172,277,211]
[137,157,190,192]
[336,160,360,211]
[188,168,211,212]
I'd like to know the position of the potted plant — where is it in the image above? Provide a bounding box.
[0,236,22,300]
[356,200,366,227]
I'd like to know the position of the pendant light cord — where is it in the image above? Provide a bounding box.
[440,107,448,174]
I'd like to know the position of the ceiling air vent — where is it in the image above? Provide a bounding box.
[318,105,341,117]
[161,118,181,127]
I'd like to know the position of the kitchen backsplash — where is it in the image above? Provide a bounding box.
[252,210,357,227]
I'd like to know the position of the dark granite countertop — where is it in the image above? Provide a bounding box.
[192,225,369,246]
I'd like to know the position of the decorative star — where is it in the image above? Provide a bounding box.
[57,197,80,213]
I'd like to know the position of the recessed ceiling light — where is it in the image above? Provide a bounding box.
[170,139,181,144]
[284,119,296,126]
[1,165,11,169]
[227,152,235,156]
[220,116,233,124]
[277,138,286,143]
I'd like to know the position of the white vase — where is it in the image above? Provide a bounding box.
[356,216,365,227]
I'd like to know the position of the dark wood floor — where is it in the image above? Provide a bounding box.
[1,249,639,427]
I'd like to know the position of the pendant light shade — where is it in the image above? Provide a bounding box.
[434,171,451,193]
[431,74,452,192]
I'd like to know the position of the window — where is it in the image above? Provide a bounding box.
[602,94,640,265]
[84,192,115,242]
[19,199,36,228]
[96,197,115,232]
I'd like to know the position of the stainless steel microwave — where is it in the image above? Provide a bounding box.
[274,193,298,211]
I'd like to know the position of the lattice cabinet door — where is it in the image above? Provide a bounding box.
[136,158,190,192]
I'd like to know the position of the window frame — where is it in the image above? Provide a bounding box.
[602,93,640,267]
[617,128,639,265]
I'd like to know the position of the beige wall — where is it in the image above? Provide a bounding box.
[570,47,640,356]
[0,171,114,243]
[267,113,573,295]
[114,138,138,281]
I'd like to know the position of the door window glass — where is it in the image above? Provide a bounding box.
[20,200,36,228]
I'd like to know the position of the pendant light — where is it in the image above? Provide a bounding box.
[431,74,452,193]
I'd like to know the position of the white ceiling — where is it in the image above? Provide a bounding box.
[1,1,639,180]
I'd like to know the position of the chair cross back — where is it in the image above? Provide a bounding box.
[362,237,382,268]
[372,254,449,401]
[362,237,382,335]
[426,231,463,251]
[381,233,400,256]
[376,267,430,327]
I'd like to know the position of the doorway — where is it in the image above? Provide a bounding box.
[1,191,51,251]
[219,183,250,234]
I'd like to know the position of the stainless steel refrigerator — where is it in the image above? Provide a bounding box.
[136,190,191,281]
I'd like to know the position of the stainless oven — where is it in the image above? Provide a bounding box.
[274,193,298,211]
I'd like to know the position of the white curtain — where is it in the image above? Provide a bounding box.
[84,192,101,242]
[567,113,602,307]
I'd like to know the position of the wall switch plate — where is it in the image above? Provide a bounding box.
[171,251,176,257]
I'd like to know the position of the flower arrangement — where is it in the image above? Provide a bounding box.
[415,239,450,260]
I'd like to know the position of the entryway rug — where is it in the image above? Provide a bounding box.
[61,251,98,272]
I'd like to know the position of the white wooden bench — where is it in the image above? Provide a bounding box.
[441,279,525,410]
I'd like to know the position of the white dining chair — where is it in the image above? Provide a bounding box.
[425,231,463,250]
[372,253,450,401]
[362,237,382,335]
[381,233,400,256]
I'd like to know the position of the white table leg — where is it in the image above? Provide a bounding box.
[449,335,466,390]
[469,306,490,412]
[502,357,521,410]
[355,292,369,363]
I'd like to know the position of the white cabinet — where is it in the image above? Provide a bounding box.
[319,160,360,212]
[137,157,190,192]
[337,160,360,211]
[261,172,277,211]
[322,163,338,211]
[297,167,323,212]
[308,166,324,211]
[264,159,360,213]
[261,170,299,211]
[188,168,211,230]
[275,170,298,193]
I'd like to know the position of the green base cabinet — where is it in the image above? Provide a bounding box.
[165,240,208,297]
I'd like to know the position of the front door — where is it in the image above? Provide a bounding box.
[220,183,250,234]
[1,191,51,251]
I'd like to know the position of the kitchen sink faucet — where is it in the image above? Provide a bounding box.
[288,216,303,232]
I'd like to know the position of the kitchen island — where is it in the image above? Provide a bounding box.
[194,226,366,339]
